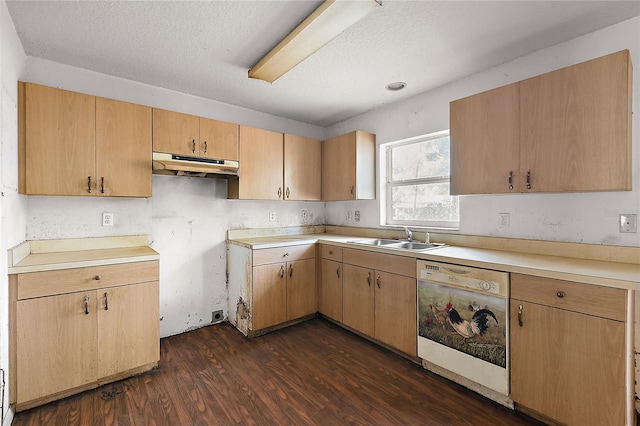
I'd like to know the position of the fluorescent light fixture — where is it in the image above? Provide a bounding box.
[248,0,380,83]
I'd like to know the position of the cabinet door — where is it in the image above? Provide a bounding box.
[450,83,520,195]
[98,281,159,377]
[510,300,625,425]
[252,263,287,330]
[237,126,284,200]
[23,83,95,196]
[284,134,321,200]
[199,117,239,161]
[520,50,632,192]
[286,258,317,320]
[152,108,200,156]
[322,132,356,200]
[96,98,152,197]
[16,291,98,403]
[320,259,343,322]
[374,271,417,355]
[342,264,374,336]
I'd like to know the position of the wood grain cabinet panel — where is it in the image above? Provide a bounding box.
[19,82,152,197]
[21,82,95,196]
[230,126,284,200]
[341,248,417,356]
[320,258,343,322]
[450,83,520,195]
[10,260,159,411]
[450,49,632,194]
[250,244,317,332]
[96,97,152,197]
[152,108,239,161]
[229,128,321,201]
[322,130,375,201]
[284,134,321,200]
[510,274,628,425]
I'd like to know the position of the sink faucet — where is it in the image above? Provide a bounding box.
[403,226,413,241]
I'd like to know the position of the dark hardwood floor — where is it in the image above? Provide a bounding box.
[13,318,542,425]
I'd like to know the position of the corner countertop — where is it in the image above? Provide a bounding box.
[228,232,640,291]
[8,235,159,274]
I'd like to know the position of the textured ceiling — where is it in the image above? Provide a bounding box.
[7,1,640,127]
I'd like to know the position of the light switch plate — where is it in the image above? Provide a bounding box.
[620,214,637,233]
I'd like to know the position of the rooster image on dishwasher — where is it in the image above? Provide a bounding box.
[418,281,507,368]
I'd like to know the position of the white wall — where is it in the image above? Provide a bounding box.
[0,1,26,424]
[20,58,326,337]
[326,16,640,248]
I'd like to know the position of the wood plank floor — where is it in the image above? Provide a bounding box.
[13,318,543,425]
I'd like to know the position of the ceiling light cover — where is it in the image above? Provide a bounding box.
[386,82,406,91]
[249,0,381,83]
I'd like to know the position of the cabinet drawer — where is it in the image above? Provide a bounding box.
[321,245,342,261]
[511,274,626,322]
[343,248,416,278]
[17,261,159,300]
[253,244,316,266]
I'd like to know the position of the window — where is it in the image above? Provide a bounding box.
[384,131,459,228]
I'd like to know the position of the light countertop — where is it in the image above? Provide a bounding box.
[228,233,640,291]
[8,235,159,274]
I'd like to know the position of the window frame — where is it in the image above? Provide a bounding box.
[383,130,459,229]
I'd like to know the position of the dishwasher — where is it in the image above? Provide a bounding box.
[417,260,512,407]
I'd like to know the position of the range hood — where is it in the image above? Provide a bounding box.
[152,152,239,178]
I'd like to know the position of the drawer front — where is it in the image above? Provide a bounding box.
[343,248,416,278]
[253,244,316,266]
[321,245,343,261]
[17,261,159,300]
[511,274,626,322]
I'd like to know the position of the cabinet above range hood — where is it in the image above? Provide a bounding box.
[152,152,239,178]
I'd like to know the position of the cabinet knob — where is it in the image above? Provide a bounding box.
[526,170,532,190]
[84,295,90,315]
[104,292,109,310]
[556,291,565,298]
[100,177,105,194]
[289,264,293,277]
[203,141,208,155]
[336,266,341,278]
[192,139,196,154]
[280,265,285,278]
[508,171,514,191]
[282,253,289,258]
[94,275,102,281]
[278,187,283,199]
[328,250,333,255]
[87,176,92,194]
[376,273,381,288]
[350,185,355,198]
[286,187,290,199]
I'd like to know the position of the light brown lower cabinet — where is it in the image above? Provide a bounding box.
[319,245,343,322]
[250,245,317,332]
[510,274,629,425]
[341,248,417,356]
[10,261,159,411]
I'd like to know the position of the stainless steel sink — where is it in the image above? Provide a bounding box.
[348,239,446,251]
[386,241,442,250]
[348,238,401,246]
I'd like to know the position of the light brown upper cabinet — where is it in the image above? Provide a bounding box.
[152,108,238,161]
[229,127,321,200]
[322,130,376,201]
[284,134,322,200]
[18,82,152,197]
[450,50,632,195]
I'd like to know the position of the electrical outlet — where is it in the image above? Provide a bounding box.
[301,209,309,222]
[102,212,114,227]
[498,213,509,228]
[354,211,361,222]
[212,310,223,323]
[620,214,637,233]
[347,211,353,221]
[269,211,276,222]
